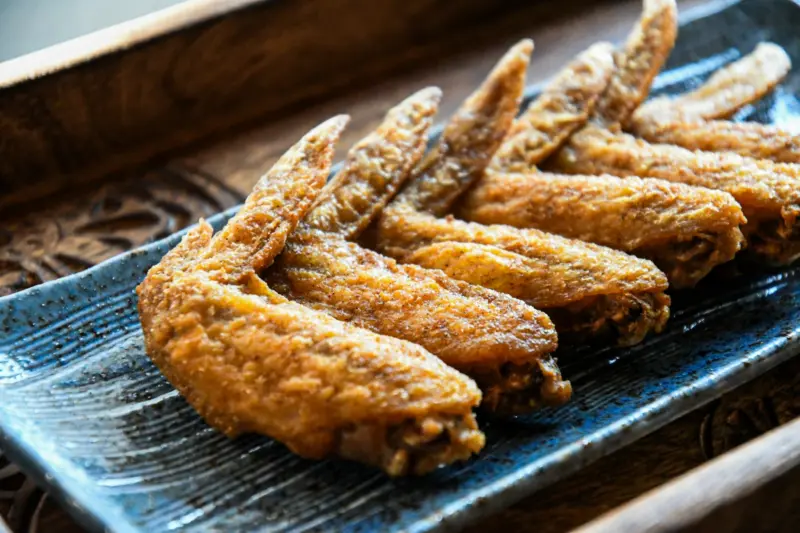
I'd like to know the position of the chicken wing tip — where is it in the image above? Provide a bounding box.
[510,38,534,59]
[756,42,792,69]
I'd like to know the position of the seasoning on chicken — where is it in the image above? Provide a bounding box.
[377,39,671,346]
[460,172,745,288]
[137,116,485,476]
[630,43,798,163]
[266,63,571,414]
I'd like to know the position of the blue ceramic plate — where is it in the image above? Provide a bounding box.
[2,0,800,531]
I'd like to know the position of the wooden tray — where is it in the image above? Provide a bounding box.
[1,0,799,532]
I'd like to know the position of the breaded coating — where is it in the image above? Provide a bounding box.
[630,119,800,164]
[379,39,671,345]
[593,0,678,128]
[379,211,670,346]
[462,15,745,287]
[268,52,571,414]
[486,42,616,174]
[267,232,567,414]
[552,127,800,264]
[629,43,797,162]
[195,117,350,284]
[459,172,746,288]
[137,117,485,476]
[302,87,442,239]
[633,43,792,123]
[395,39,533,216]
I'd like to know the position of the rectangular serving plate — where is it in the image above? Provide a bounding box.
[1,0,800,531]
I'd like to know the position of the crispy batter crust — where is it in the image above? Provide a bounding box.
[629,43,796,163]
[137,118,485,476]
[267,232,569,411]
[630,119,800,164]
[487,42,615,173]
[633,43,792,123]
[378,38,669,345]
[270,81,567,413]
[593,0,678,127]
[302,88,442,239]
[379,211,670,345]
[393,39,532,216]
[195,116,349,284]
[460,172,746,287]
[553,127,800,264]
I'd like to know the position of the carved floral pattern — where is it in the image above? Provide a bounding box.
[0,165,243,296]
[0,163,243,532]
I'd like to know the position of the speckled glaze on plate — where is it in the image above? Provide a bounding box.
[1,0,800,531]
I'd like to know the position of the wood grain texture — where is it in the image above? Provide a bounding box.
[0,0,525,203]
[575,420,800,533]
[1,0,789,532]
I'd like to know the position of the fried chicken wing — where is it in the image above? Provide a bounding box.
[398,40,534,217]
[137,117,485,476]
[594,0,678,129]
[629,43,798,163]
[265,80,570,414]
[630,120,800,164]
[461,1,742,287]
[633,43,792,123]
[379,212,669,346]
[552,127,800,264]
[459,172,745,288]
[486,41,616,174]
[268,233,566,414]
[377,40,671,346]
[301,87,442,239]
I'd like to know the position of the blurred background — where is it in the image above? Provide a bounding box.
[0,0,185,61]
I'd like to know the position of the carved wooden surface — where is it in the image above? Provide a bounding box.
[0,164,242,296]
[2,0,795,531]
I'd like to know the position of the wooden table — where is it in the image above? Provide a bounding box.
[1,0,797,531]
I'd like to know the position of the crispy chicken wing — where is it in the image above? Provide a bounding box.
[594,0,678,129]
[381,213,670,346]
[462,0,743,287]
[266,75,570,414]
[137,117,485,476]
[486,41,616,174]
[633,43,792,123]
[631,120,800,164]
[552,127,800,264]
[629,43,798,163]
[268,233,565,414]
[377,39,671,346]
[459,172,745,288]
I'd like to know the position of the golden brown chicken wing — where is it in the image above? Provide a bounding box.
[268,233,566,413]
[594,0,678,129]
[459,172,745,288]
[631,120,800,164]
[380,212,670,346]
[462,0,743,287]
[486,41,616,174]
[377,39,671,346]
[629,43,798,163]
[266,49,571,414]
[552,127,800,264]
[632,43,792,123]
[137,117,485,476]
